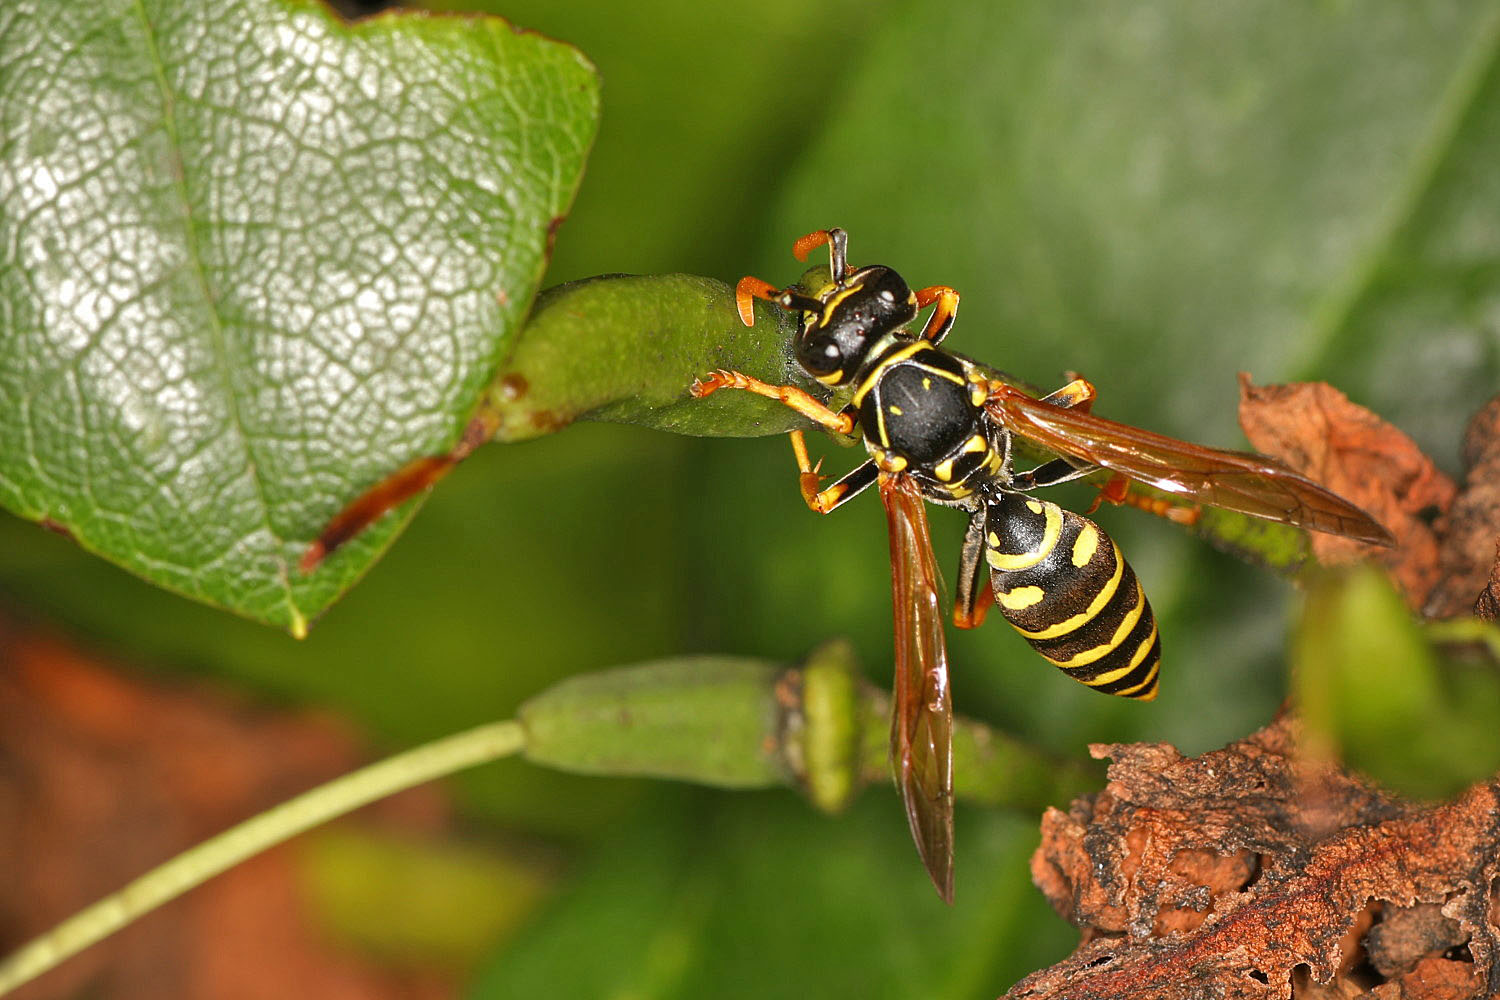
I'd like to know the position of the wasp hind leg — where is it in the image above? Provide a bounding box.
[1089,473,1202,526]
[953,508,992,629]
[1011,458,1095,492]
[1005,376,1102,490]
[1022,376,1200,526]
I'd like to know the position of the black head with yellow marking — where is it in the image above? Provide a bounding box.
[785,264,919,387]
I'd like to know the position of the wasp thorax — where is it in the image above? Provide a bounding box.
[794,265,918,384]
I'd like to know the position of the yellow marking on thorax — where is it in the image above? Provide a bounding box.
[997,586,1045,610]
[888,404,903,416]
[986,502,1062,571]
[1041,581,1147,669]
[963,435,988,453]
[933,458,954,482]
[1017,543,1125,639]
[1071,524,1099,567]
[852,340,964,406]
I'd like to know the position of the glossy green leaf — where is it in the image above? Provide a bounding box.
[0,0,598,632]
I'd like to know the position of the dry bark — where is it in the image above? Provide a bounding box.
[1011,717,1500,1000]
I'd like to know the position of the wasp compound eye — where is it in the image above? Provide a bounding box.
[799,333,844,376]
[862,267,915,317]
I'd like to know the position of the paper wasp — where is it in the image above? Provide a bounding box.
[691,228,1391,902]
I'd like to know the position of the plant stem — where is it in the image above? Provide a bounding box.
[0,719,526,996]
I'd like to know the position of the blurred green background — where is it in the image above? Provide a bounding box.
[5,0,1499,996]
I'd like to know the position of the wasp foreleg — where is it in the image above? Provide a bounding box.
[914,286,961,345]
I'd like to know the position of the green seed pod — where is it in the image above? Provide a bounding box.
[516,644,869,803]
[519,655,794,788]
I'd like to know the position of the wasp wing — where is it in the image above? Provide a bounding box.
[879,473,955,903]
[988,386,1392,545]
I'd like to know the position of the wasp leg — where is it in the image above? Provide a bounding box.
[1011,458,1096,492]
[914,286,960,345]
[1038,377,1097,413]
[953,507,993,629]
[1001,375,1106,492]
[690,370,857,437]
[791,227,849,282]
[1029,375,1201,525]
[1088,473,1201,525]
[790,430,879,513]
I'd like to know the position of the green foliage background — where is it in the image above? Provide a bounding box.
[4,0,1499,996]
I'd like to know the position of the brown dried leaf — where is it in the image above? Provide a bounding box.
[1011,716,1500,1000]
[1238,377,1456,609]
[1425,398,1500,619]
[0,618,456,1000]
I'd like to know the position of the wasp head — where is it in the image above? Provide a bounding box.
[788,265,918,386]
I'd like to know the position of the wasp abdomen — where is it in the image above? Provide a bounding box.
[984,493,1160,700]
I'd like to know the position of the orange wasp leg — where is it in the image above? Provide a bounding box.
[690,370,854,435]
[1038,376,1097,413]
[914,286,960,345]
[1088,473,1202,526]
[690,372,866,513]
[1004,377,1102,492]
[1032,378,1200,525]
[789,429,879,514]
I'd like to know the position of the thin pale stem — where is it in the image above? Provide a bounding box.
[0,718,527,996]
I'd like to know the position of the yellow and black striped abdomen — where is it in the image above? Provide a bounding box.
[983,493,1160,700]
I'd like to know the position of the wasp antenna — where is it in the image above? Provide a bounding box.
[790,229,850,283]
[791,229,831,262]
[825,228,848,282]
[779,291,825,314]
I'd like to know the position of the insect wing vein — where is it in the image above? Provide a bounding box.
[880,473,955,903]
[989,389,1391,544]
